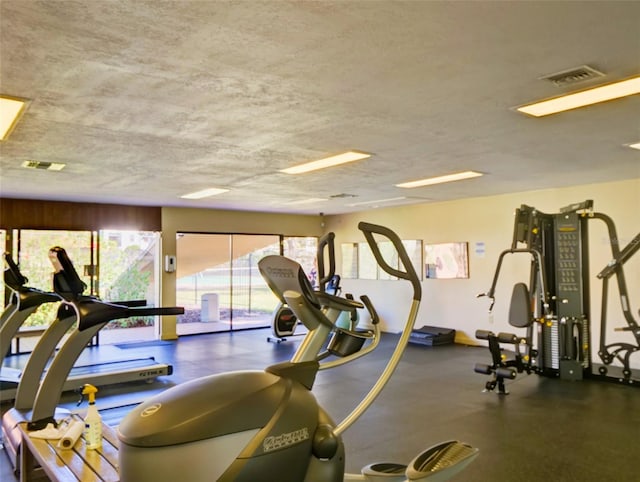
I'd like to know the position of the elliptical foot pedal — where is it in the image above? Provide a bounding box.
[406,440,479,481]
[361,462,407,481]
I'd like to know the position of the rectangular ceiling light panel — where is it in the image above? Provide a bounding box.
[517,76,640,117]
[285,198,328,205]
[180,187,229,199]
[280,151,371,174]
[347,197,407,207]
[396,171,483,189]
[0,95,28,140]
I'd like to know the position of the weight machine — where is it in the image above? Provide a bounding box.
[475,200,639,392]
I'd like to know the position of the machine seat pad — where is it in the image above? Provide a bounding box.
[509,282,532,328]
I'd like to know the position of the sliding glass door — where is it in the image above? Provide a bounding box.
[176,234,280,335]
[176,233,318,335]
[230,235,280,330]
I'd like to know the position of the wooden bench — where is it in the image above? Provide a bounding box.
[19,415,119,482]
[11,327,48,355]
[11,328,100,355]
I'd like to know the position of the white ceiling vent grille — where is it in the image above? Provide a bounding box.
[540,65,605,87]
[21,160,66,171]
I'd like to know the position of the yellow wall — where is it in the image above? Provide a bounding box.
[324,178,640,367]
[156,180,639,370]
[158,207,324,339]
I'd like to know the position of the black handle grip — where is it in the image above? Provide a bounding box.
[129,306,185,317]
[317,232,336,290]
[358,222,421,301]
[360,295,380,325]
[113,299,148,307]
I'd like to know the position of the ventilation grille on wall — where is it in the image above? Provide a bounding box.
[21,160,66,171]
[540,65,605,87]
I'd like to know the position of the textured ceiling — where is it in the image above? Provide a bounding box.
[1,1,639,215]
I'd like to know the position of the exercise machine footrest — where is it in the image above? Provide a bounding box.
[475,329,493,340]
[496,367,517,379]
[497,332,518,344]
[474,363,493,375]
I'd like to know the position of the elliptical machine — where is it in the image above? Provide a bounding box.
[117,222,477,481]
[268,232,355,343]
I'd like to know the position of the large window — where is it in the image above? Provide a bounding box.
[6,229,161,343]
[12,230,93,328]
[98,230,161,340]
[176,234,317,335]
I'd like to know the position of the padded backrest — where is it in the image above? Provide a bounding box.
[508,282,532,328]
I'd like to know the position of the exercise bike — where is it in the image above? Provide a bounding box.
[117,222,478,481]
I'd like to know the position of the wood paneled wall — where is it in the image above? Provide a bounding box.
[0,198,161,231]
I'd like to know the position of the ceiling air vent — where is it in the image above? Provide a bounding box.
[21,160,66,171]
[540,65,605,87]
[330,193,357,199]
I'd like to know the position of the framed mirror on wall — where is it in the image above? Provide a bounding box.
[341,243,359,279]
[343,240,423,280]
[424,242,469,279]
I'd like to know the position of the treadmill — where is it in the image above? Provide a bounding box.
[0,253,63,401]
[0,252,174,403]
[2,247,183,472]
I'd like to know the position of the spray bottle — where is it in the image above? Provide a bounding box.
[81,384,102,449]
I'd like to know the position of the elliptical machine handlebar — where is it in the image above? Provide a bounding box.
[358,222,422,302]
[333,222,422,437]
[317,231,336,291]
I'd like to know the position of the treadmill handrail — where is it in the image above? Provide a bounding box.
[28,297,183,429]
[74,298,184,332]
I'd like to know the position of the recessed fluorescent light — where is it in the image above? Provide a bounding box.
[516,75,640,117]
[348,197,407,207]
[180,187,229,199]
[0,95,28,141]
[628,142,640,150]
[285,198,328,205]
[396,171,483,189]
[280,151,371,175]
